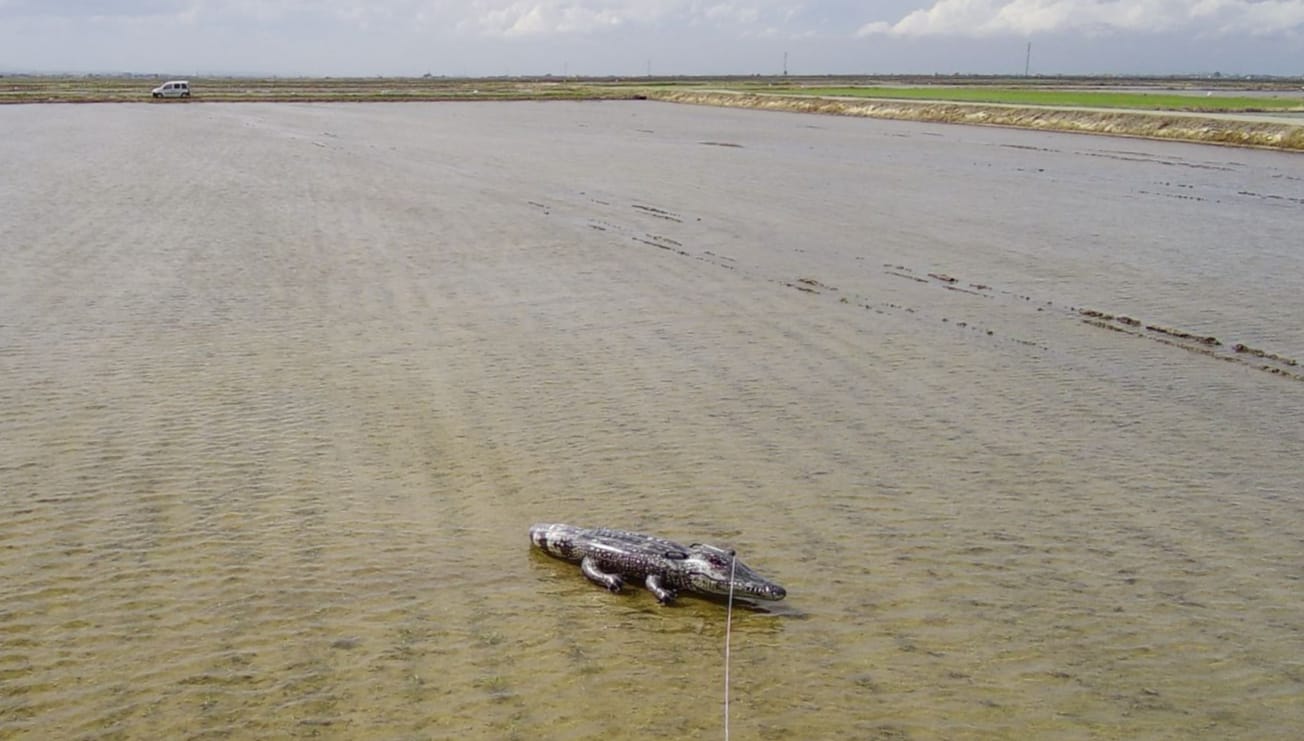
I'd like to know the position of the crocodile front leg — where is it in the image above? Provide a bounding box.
[580,556,624,592]
[645,574,677,605]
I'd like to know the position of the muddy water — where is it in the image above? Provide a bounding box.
[2,101,1302,739]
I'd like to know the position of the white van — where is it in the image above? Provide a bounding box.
[151,80,190,99]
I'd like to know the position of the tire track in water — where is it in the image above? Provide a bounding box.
[289,170,563,736]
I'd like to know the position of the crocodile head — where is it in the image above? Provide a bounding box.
[529,523,584,561]
[684,543,786,601]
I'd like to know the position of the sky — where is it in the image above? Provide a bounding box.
[1,1,1302,77]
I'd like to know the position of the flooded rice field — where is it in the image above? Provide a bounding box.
[1,101,1302,739]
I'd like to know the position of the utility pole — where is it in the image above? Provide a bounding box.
[783,51,788,76]
[1024,42,1032,76]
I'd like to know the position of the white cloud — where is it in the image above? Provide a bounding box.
[0,0,812,38]
[857,0,1304,38]
[0,0,388,25]
[702,2,761,25]
[467,1,656,37]
[453,1,815,38]
[0,0,843,48]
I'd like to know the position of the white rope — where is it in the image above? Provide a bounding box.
[724,552,737,741]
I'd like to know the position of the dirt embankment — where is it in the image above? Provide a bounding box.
[650,90,1304,152]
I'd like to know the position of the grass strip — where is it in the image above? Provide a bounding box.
[650,90,1304,152]
[787,86,1304,112]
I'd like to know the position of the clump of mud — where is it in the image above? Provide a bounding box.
[1077,308,1302,381]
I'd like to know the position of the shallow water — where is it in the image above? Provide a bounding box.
[2,101,1302,739]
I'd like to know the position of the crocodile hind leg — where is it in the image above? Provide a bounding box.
[580,556,624,592]
[645,574,677,605]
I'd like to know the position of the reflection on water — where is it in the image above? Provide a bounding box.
[2,102,1302,739]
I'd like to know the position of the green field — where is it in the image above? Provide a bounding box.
[786,86,1304,112]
